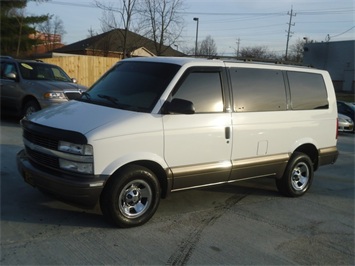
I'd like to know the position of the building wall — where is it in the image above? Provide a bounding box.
[303,40,354,93]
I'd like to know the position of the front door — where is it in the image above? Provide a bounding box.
[163,67,232,190]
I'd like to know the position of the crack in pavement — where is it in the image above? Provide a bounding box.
[166,192,249,265]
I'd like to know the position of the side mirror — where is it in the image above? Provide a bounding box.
[5,72,17,80]
[165,98,195,114]
[71,78,77,83]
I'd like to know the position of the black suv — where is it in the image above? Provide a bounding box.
[0,56,87,117]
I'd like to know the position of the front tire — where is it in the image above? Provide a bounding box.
[276,152,313,197]
[23,100,40,117]
[100,165,161,228]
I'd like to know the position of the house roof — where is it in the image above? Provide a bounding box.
[54,29,185,57]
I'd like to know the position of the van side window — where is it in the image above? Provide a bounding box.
[172,71,224,113]
[230,68,286,112]
[287,71,328,110]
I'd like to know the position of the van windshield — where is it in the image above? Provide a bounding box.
[79,61,180,113]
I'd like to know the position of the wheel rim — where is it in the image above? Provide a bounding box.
[291,162,309,191]
[25,106,37,116]
[118,179,152,219]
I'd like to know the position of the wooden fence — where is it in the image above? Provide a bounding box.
[41,56,120,87]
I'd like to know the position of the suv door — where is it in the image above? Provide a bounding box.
[0,61,22,114]
[163,67,232,190]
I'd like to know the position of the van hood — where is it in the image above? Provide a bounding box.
[27,100,139,135]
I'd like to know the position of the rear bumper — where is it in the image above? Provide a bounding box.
[17,149,107,207]
[318,146,338,167]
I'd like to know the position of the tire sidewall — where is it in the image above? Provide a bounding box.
[278,152,314,197]
[101,165,161,228]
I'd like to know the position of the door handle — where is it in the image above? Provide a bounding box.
[225,127,231,140]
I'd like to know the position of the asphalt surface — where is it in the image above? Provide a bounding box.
[1,117,354,265]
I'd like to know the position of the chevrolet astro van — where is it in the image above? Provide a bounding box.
[17,57,338,227]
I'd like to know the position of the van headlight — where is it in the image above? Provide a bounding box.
[58,141,93,155]
[58,141,93,174]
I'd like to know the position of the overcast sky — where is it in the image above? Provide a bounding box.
[26,0,354,56]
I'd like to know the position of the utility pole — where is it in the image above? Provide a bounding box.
[236,38,240,58]
[285,6,296,61]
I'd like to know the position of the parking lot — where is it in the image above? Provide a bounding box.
[1,117,354,265]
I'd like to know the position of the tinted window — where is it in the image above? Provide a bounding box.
[172,71,224,113]
[83,61,180,113]
[230,68,286,112]
[288,71,328,110]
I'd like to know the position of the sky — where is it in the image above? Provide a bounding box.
[26,0,354,56]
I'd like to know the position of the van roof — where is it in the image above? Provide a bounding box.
[122,56,315,70]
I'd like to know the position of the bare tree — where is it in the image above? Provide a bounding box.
[239,46,277,60]
[139,0,184,55]
[198,35,217,57]
[95,0,137,58]
[288,38,315,63]
[39,15,65,52]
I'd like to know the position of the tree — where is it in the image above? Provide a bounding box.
[38,15,66,52]
[139,0,184,55]
[95,0,138,58]
[198,35,217,57]
[288,38,316,63]
[0,0,49,56]
[239,46,278,60]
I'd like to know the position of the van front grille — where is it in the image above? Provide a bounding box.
[25,147,59,169]
[23,129,58,150]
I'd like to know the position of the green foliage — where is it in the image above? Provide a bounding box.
[0,0,49,57]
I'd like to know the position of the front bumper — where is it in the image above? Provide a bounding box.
[17,149,107,207]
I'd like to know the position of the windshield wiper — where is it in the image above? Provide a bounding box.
[80,92,92,101]
[98,94,119,105]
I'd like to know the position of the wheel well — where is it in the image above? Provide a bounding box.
[22,96,40,109]
[294,144,319,170]
[111,161,169,199]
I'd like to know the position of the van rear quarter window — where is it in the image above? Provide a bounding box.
[287,71,328,110]
[230,68,287,112]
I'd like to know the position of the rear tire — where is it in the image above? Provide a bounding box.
[276,152,313,197]
[100,165,161,228]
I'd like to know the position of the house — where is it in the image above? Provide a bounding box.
[29,31,65,55]
[52,29,184,59]
[303,40,354,93]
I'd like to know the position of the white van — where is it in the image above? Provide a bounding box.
[17,57,338,227]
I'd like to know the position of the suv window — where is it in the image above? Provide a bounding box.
[172,70,224,113]
[1,63,18,79]
[287,71,328,110]
[230,68,286,112]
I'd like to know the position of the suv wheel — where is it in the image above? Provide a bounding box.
[100,165,161,228]
[23,100,40,117]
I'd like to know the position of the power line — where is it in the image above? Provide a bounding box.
[330,26,355,39]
